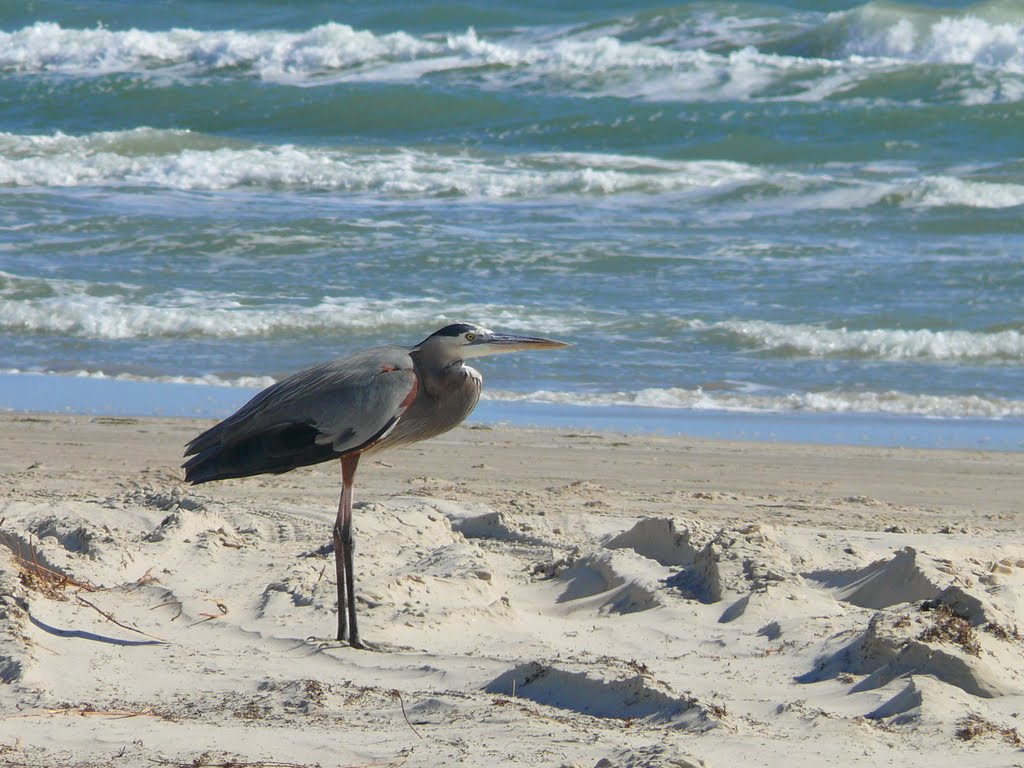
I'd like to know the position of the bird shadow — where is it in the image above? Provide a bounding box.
[29,614,166,646]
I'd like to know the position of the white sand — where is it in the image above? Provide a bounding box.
[2,413,1024,767]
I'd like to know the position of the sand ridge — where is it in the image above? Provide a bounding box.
[1,413,1024,767]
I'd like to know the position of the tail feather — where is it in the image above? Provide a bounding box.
[182,422,337,484]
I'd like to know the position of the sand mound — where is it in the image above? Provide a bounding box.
[605,517,710,567]
[143,507,245,548]
[595,746,708,768]
[556,550,662,614]
[802,549,1024,704]
[0,551,32,685]
[0,501,159,589]
[850,611,1012,698]
[102,486,208,514]
[807,546,952,609]
[486,661,718,731]
[665,522,801,614]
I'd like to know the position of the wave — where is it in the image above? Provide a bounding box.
[706,319,1024,362]
[0,20,854,101]
[2,271,1019,365]
[4,128,1024,210]
[488,386,1024,420]
[0,271,589,339]
[0,367,276,390]
[4,367,1019,420]
[904,175,1024,209]
[837,3,1024,72]
[0,128,768,195]
[3,11,1024,103]
[0,21,438,80]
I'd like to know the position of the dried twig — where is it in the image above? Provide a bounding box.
[76,596,167,642]
[2,706,160,719]
[152,598,184,621]
[149,759,407,768]
[148,759,321,768]
[5,533,99,599]
[389,689,423,740]
[190,598,228,626]
[125,568,161,590]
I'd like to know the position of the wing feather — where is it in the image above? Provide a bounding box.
[182,346,418,481]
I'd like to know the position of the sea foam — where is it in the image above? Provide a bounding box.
[0,129,767,196]
[0,272,586,340]
[0,22,437,79]
[6,16,1021,104]
[708,319,1024,363]
[486,386,1024,420]
[2,367,1020,420]
[5,128,1022,211]
[840,8,1024,72]
[3,268,1019,367]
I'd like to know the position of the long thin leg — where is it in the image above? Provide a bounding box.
[332,484,349,642]
[341,503,360,648]
[334,454,362,646]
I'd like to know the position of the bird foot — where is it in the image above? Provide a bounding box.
[331,631,380,651]
[347,636,381,652]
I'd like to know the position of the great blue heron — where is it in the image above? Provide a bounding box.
[182,323,567,648]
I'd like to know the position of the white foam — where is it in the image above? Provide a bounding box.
[710,319,1024,362]
[4,367,1019,420]
[0,271,588,339]
[7,129,1020,211]
[0,367,275,390]
[4,15,1023,104]
[0,22,438,79]
[840,9,1024,72]
[485,387,1024,420]
[3,269,1019,364]
[909,175,1024,209]
[0,20,869,102]
[0,128,768,196]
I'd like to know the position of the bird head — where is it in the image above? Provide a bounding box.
[415,322,568,362]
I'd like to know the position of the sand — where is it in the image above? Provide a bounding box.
[1,412,1024,767]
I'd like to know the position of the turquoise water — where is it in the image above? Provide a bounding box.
[1,1,1022,446]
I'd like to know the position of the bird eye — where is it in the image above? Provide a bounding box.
[465,332,476,342]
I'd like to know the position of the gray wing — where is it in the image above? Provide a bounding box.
[183,346,417,483]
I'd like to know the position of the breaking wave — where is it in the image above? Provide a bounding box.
[707,319,1024,363]
[3,8,1024,102]
[0,271,587,339]
[3,129,1024,211]
[3,367,1020,420]
[2,271,1019,366]
[0,128,765,196]
[839,4,1024,72]
[488,386,1024,420]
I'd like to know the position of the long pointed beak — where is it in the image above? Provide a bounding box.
[465,332,570,357]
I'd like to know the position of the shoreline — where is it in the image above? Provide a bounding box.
[2,371,1022,452]
[3,410,1022,524]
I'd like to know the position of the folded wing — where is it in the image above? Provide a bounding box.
[182,346,417,484]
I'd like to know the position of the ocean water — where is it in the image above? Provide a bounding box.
[1,1,1022,447]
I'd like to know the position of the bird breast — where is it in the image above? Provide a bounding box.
[367,361,482,454]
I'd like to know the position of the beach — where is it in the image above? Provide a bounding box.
[4,1,1024,764]
[3,412,1024,767]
